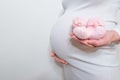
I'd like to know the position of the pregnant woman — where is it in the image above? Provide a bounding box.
[50,0,120,80]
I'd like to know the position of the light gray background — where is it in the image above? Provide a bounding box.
[0,0,120,80]
[0,0,63,80]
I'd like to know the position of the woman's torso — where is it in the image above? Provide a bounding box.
[62,0,120,21]
[50,0,120,67]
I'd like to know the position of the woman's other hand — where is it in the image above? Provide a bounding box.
[51,51,68,64]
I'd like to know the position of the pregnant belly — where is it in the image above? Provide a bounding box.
[50,14,74,59]
[50,12,118,62]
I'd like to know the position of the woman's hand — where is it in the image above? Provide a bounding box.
[70,30,120,47]
[70,32,95,47]
[51,51,68,64]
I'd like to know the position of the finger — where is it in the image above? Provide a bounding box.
[51,51,55,57]
[72,35,80,41]
[52,53,68,64]
[87,39,107,47]
[72,36,95,47]
[80,40,95,47]
[87,40,101,47]
[70,32,95,47]
[70,32,74,37]
[70,32,79,39]
[70,33,84,42]
[51,51,68,64]
[54,56,68,64]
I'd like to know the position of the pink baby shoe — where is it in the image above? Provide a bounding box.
[87,18,106,39]
[72,17,87,27]
[72,17,106,40]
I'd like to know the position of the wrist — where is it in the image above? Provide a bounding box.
[111,30,120,43]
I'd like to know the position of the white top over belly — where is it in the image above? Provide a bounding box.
[50,0,120,67]
[61,0,120,22]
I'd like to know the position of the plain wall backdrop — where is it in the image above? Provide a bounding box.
[0,0,120,80]
[0,0,64,80]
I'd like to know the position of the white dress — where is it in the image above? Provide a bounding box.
[50,0,120,80]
